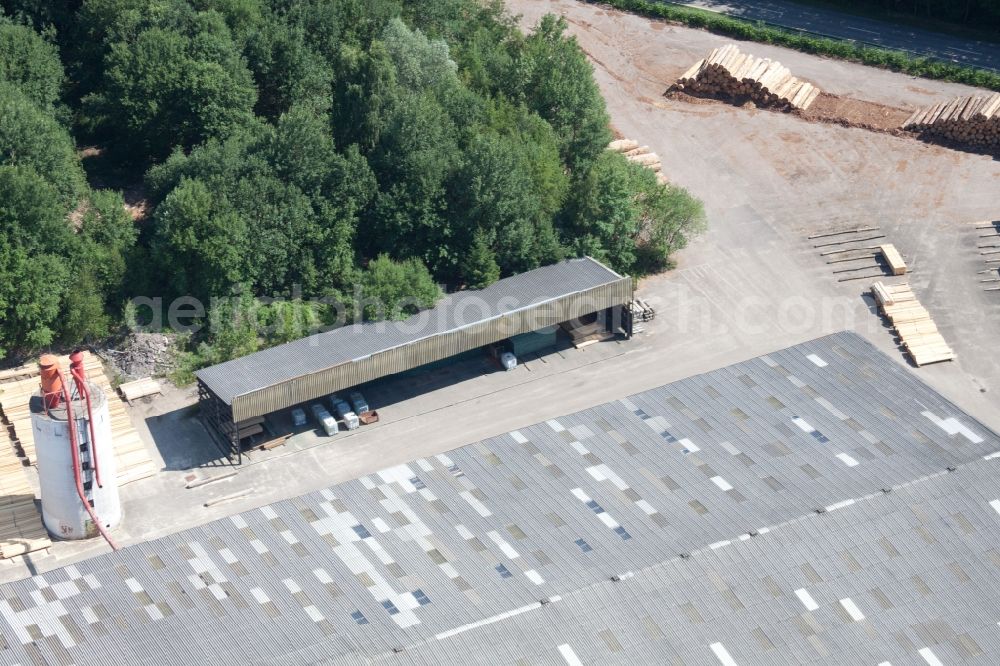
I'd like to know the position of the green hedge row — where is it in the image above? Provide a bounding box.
[591,0,1000,92]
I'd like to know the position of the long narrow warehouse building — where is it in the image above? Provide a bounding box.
[196,257,633,460]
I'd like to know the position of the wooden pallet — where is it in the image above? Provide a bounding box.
[118,377,162,402]
[879,244,907,276]
[871,282,955,367]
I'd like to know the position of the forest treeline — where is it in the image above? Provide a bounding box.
[0,0,705,371]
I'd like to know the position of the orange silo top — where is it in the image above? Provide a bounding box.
[39,354,64,409]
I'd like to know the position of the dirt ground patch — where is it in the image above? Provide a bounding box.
[665,89,910,134]
[797,92,911,133]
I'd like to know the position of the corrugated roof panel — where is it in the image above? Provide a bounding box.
[3,332,1000,664]
[196,257,627,405]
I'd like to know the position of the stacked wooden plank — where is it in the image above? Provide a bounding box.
[871,282,956,367]
[607,139,669,185]
[902,93,1000,148]
[118,377,161,402]
[0,440,50,558]
[0,364,52,558]
[672,44,820,111]
[879,244,907,276]
[560,320,616,349]
[0,352,157,486]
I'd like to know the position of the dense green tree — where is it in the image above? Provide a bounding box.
[381,17,459,95]
[448,1,519,97]
[77,189,137,305]
[151,177,249,300]
[461,230,499,289]
[0,166,73,355]
[0,0,708,366]
[88,7,257,160]
[0,243,68,356]
[566,151,705,275]
[515,15,611,173]
[0,82,85,202]
[60,271,110,343]
[0,165,75,252]
[633,178,706,273]
[190,0,263,42]
[0,1,82,33]
[243,17,330,119]
[0,20,65,108]
[450,133,562,276]
[367,92,459,274]
[0,171,128,350]
[146,108,375,299]
[359,254,441,321]
[332,42,399,151]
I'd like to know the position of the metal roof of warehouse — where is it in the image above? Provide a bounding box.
[196,257,626,404]
[5,332,1000,664]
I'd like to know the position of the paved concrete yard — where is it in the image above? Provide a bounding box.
[3,0,999,581]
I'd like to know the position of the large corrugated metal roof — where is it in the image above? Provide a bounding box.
[196,257,626,405]
[4,332,1000,664]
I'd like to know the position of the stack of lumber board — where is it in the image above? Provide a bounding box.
[0,352,157,486]
[118,377,161,402]
[672,44,820,111]
[879,243,907,276]
[0,441,50,558]
[0,363,52,559]
[870,282,956,367]
[607,139,670,185]
[560,320,615,349]
[902,93,1000,148]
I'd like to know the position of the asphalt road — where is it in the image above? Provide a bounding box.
[678,0,1000,72]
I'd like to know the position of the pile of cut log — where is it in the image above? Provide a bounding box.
[672,44,820,111]
[871,282,955,367]
[628,298,655,335]
[902,93,1000,149]
[629,299,656,323]
[607,139,669,185]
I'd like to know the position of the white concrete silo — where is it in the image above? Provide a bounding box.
[29,355,121,540]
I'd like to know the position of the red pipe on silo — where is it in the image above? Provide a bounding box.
[69,351,102,488]
[57,369,118,550]
[39,355,63,410]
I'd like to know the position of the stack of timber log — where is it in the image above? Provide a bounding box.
[870,282,955,367]
[0,352,157,486]
[607,139,670,185]
[629,299,656,323]
[902,93,1000,149]
[672,44,820,111]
